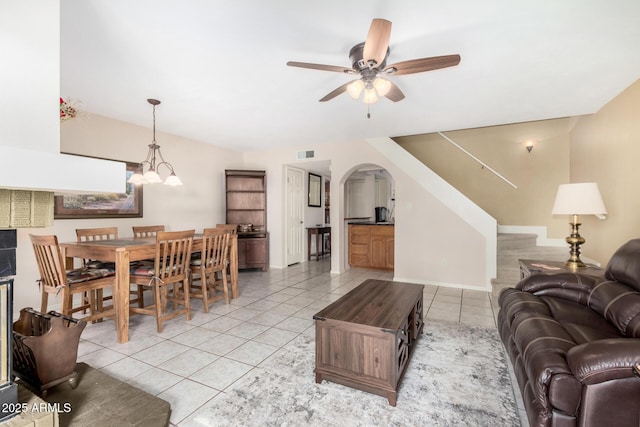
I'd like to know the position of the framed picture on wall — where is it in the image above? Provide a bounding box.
[308,172,321,207]
[54,161,143,219]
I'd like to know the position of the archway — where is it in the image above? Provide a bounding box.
[338,163,395,272]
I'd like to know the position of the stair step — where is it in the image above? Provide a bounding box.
[494,232,572,288]
[497,233,537,251]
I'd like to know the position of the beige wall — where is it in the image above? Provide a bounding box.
[13,113,244,312]
[395,119,573,240]
[570,79,640,263]
[395,79,640,265]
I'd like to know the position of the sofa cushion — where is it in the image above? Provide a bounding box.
[588,279,640,337]
[540,296,621,343]
[605,238,640,291]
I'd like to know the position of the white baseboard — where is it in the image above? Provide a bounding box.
[392,276,492,292]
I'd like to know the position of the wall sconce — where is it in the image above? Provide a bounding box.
[525,141,534,153]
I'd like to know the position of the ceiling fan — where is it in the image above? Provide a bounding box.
[287,19,461,107]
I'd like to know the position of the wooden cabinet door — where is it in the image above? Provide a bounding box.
[245,238,267,264]
[385,237,394,270]
[370,235,387,268]
[370,226,394,269]
[349,225,370,267]
[237,237,268,270]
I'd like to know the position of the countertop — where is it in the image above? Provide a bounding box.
[348,221,395,226]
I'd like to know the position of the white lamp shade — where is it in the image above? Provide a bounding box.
[142,170,162,184]
[552,183,607,217]
[346,80,364,99]
[164,173,183,186]
[373,77,391,97]
[127,173,144,185]
[362,88,378,104]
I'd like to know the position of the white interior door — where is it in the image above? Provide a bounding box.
[286,166,304,265]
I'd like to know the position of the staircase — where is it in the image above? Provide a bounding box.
[491,233,570,300]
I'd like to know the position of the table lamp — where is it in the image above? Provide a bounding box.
[552,183,607,270]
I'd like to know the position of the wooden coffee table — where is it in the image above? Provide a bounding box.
[313,279,424,406]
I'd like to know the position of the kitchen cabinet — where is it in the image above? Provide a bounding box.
[348,224,394,271]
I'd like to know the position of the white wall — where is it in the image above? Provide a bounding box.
[245,137,495,291]
[13,113,244,312]
[0,1,123,193]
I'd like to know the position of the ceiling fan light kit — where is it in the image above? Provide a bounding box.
[287,18,461,112]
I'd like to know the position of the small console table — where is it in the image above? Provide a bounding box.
[519,259,603,280]
[307,226,331,261]
[313,279,424,406]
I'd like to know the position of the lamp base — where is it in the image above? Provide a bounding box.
[564,214,587,270]
[564,259,587,271]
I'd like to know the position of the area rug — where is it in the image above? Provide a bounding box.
[41,362,171,427]
[184,320,521,426]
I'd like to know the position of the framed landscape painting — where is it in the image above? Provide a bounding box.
[54,162,143,219]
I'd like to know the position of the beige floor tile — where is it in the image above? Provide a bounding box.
[188,357,253,391]
[158,378,219,424]
[426,307,460,322]
[459,312,496,328]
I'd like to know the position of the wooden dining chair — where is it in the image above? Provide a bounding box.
[30,234,115,323]
[132,225,165,238]
[75,227,119,313]
[132,225,166,305]
[129,229,194,332]
[215,224,238,234]
[189,228,231,311]
[215,224,237,286]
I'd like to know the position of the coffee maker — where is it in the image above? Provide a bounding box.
[375,207,388,223]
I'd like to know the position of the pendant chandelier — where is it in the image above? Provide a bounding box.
[127,99,183,186]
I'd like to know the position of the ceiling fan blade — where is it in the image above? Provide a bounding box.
[384,54,461,76]
[384,81,405,102]
[362,19,392,67]
[287,61,355,74]
[319,82,351,102]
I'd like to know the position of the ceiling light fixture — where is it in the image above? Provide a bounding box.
[347,77,392,105]
[127,99,183,186]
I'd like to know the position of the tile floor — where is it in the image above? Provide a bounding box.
[76,258,525,426]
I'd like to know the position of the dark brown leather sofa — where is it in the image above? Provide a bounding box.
[498,239,640,427]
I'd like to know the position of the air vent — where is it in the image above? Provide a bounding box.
[296,150,315,160]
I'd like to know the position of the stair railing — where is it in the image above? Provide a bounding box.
[437,132,518,189]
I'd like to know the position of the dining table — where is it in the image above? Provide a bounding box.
[59,233,238,343]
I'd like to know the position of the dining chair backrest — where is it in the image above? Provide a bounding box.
[133,225,165,238]
[216,224,238,235]
[201,228,231,272]
[30,234,66,293]
[76,227,118,242]
[153,230,195,284]
[76,227,119,268]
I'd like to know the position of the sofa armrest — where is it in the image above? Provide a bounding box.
[516,272,597,304]
[567,338,640,385]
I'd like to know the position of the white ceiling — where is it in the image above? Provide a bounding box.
[61,1,640,152]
